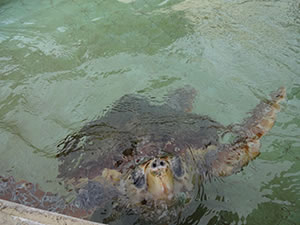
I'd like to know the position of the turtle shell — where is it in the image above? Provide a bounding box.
[56,87,224,189]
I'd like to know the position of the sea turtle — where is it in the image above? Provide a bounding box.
[0,86,285,223]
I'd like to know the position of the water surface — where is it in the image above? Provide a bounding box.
[0,0,299,224]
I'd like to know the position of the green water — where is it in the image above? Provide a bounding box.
[0,0,299,224]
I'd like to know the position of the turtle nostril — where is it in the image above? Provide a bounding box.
[152,162,157,168]
[160,161,165,166]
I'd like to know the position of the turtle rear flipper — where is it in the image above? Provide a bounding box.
[205,87,286,177]
[165,85,197,112]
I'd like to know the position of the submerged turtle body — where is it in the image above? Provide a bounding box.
[55,86,285,220]
[0,86,286,223]
[57,87,222,214]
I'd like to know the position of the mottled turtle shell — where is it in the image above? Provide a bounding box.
[56,87,224,188]
[0,87,285,224]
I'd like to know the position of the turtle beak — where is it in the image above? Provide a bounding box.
[145,158,174,200]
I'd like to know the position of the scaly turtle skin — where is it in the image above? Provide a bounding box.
[0,87,285,222]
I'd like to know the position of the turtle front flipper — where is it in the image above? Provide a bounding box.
[72,180,119,212]
[0,176,95,219]
[208,87,286,177]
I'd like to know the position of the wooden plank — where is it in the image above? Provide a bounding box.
[0,199,106,225]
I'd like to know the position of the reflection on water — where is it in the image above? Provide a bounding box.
[0,0,299,224]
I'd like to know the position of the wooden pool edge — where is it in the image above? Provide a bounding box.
[0,199,106,225]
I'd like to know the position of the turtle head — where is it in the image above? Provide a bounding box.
[131,156,186,201]
[144,157,174,200]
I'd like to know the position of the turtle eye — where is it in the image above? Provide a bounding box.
[151,162,157,168]
[131,169,145,189]
[160,161,165,166]
[171,156,184,178]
